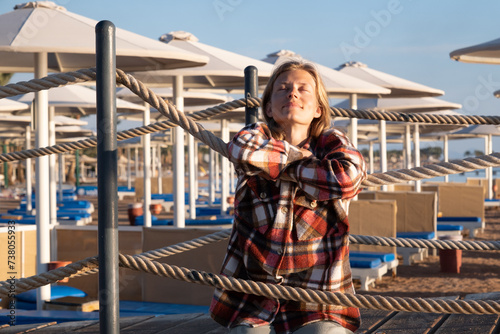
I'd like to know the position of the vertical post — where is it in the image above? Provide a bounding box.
[58,153,63,202]
[244,65,258,125]
[220,119,229,214]
[2,143,7,188]
[157,144,163,194]
[349,94,358,148]
[25,126,32,213]
[143,102,152,227]
[443,135,449,183]
[127,147,132,190]
[173,75,185,227]
[413,124,421,192]
[75,149,80,187]
[96,20,119,334]
[379,120,387,191]
[34,51,50,309]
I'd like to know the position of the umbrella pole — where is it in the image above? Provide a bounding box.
[96,20,120,334]
[34,51,51,310]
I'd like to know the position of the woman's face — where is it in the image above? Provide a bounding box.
[266,69,321,129]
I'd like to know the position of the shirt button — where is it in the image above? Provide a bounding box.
[310,200,317,208]
[281,207,288,213]
[260,192,267,199]
[277,248,283,255]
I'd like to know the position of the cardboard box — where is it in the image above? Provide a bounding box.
[0,226,37,281]
[433,184,484,222]
[55,226,143,301]
[374,191,437,233]
[134,176,173,199]
[141,227,228,306]
[466,178,489,198]
[349,200,397,254]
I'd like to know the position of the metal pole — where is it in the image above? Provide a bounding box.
[96,20,119,334]
[75,149,80,187]
[2,143,7,188]
[244,65,258,125]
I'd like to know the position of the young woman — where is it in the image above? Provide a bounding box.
[210,60,367,334]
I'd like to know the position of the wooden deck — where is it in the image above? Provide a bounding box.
[1,292,499,333]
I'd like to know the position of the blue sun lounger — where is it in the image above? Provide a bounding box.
[437,216,483,238]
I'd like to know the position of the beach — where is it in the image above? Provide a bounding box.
[357,207,500,299]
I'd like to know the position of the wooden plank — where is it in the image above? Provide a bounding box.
[43,297,99,312]
[0,322,57,333]
[31,319,100,332]
[356,309,396,333]
[366,296,457,334]
[120,313,209,333]
[435,292,500,334]
[155,314,227,334]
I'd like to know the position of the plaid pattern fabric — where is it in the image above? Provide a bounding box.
[210,122,367,333]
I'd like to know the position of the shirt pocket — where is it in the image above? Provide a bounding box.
[293,195,331,240]
[238,176,279,234]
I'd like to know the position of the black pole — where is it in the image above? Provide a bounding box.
[244,65,258,125]
[96,20,119,334]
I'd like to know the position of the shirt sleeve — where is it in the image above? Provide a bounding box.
[227,122,304,180]
[282,129,367,201]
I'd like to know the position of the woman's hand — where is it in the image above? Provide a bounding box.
[300,148,313,158]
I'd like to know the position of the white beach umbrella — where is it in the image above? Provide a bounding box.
[9,85,144,241]
[0,1,208,307]
[116,87,228,108]
[336,61,444,98]
[450,37,500,65]
[130,31,274,89]
[336,61,446,189]
[131,31,276,225]
[334,97,461,113]
[262,50,392,166]
[10,85,144,116]
[262,50,391,97]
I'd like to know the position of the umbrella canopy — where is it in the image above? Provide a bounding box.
[0,98,30,113]
[116,87,228,107]
[0,2,208,72]
[450,37,500,65]
[262,50,390,98]
[336,61,444,98]
[334,96,462,113]
[129,31,274,89]
[9,85,144,116]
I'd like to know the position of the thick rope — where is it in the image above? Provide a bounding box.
[350,235,500,251]
[2,68,500,126]
[1,69,500,187]
[72,228,232,278]
[2,252,500,315]
[118,254,500,315]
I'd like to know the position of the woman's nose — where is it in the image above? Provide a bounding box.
[287,87,298,98]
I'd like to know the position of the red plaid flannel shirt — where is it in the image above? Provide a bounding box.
[210,122,367,333]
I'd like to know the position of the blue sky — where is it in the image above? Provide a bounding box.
[1,0,499,158]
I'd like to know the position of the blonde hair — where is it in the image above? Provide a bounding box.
[261,60,331,140]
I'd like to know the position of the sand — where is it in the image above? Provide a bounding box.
[357,207,500,299]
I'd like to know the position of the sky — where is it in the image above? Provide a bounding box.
[1,0,500,159]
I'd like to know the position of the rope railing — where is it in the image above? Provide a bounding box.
[1,69,499,316]
[2,252,500,315]
[1,69,500,188]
